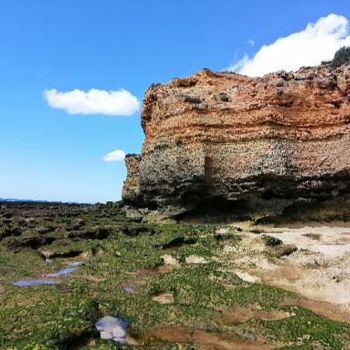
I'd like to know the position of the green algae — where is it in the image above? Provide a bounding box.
[1,203,350,349]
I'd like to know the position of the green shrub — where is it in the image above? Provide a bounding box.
[262,235,283,247]
[331,47,350,68]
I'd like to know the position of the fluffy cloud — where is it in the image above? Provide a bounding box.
[103,149,126,162]
[44,88,139,116]
[230,14,350,77]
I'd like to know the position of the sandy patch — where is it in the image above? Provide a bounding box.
[235,271,261,283]
[152,292,175,304]
[221,224,350,309]
[215,305,293,324]
[283,298,350,323]
[149,326,275,350]
[267,226,350,258]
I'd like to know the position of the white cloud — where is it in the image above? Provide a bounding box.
[44,88,139,116]
[103,149,126,162]
[230,14,350,77]
[228,54,249,72]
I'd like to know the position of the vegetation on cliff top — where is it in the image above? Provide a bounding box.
[332,47,350,68]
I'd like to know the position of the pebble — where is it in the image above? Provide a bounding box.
[185,255,208,264]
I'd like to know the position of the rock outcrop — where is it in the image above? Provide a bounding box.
[123,63,350,220]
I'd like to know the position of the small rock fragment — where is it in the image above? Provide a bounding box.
[152,293,175,304]
[185,255,207,264]
[161,254,178,266]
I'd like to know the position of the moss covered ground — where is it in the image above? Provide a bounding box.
[0,202,350,349]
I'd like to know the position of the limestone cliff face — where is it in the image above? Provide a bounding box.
[123,64,350,219]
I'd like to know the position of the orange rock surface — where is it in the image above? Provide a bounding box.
[123,64,350,218]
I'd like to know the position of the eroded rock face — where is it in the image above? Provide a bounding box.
[122,154,142,205]
[123,64,350,220]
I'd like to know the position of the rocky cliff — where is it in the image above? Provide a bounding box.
[123,63,350,220]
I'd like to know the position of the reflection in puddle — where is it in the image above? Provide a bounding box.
[95,316,128,343]
[14,280,60,287]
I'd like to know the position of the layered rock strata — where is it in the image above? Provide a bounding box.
[123,64,350,219]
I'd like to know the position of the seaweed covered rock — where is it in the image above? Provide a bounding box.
[123,62,350,220]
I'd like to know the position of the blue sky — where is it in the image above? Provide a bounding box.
[0,0,349,203]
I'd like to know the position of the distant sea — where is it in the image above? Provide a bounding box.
[0,198,82,204]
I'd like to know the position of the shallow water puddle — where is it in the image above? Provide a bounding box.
[45,267,78,278]
[95,316,128,343]
[124,287,135,294]
[14,262,81,287]
[13,280,60,287]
